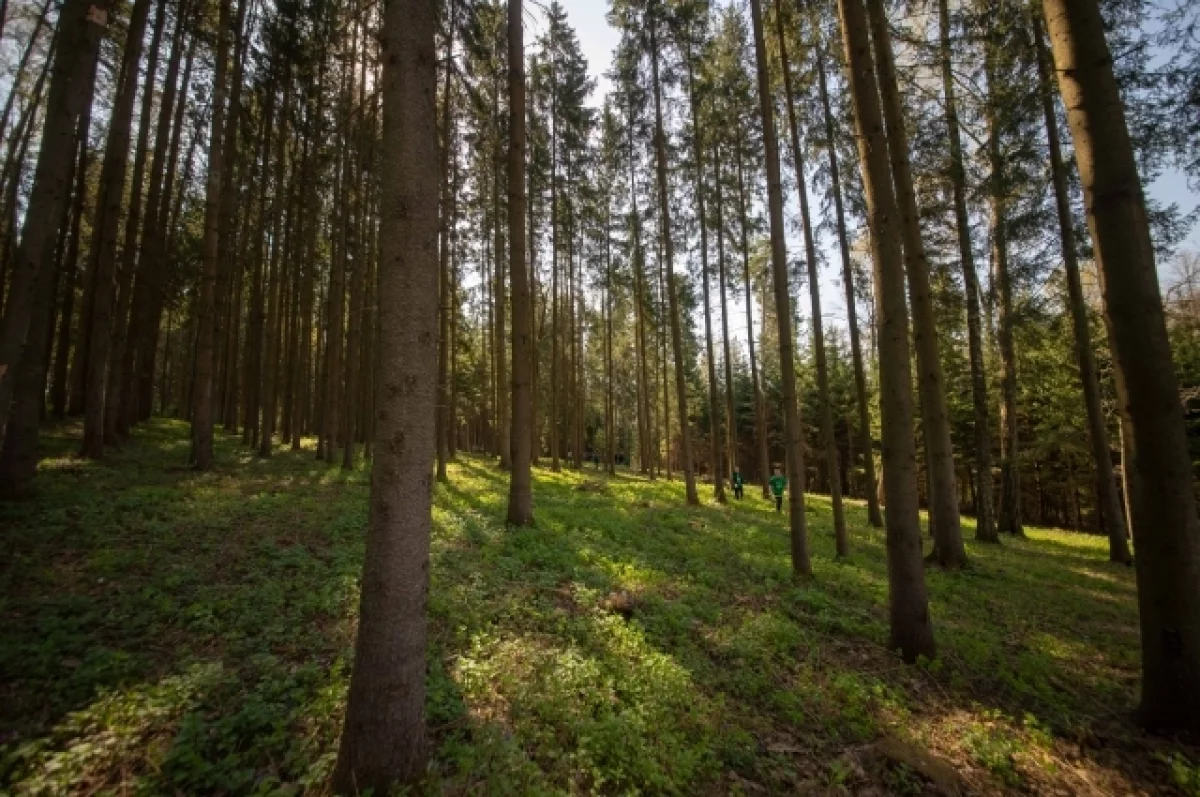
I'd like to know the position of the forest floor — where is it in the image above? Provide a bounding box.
[1,419,1199,796]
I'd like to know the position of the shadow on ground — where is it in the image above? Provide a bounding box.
[1,420,1197,794]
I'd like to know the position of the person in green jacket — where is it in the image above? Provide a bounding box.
[769,467,786,513]
[731,467,745,500]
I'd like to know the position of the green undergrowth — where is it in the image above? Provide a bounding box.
[1,419,1196,794]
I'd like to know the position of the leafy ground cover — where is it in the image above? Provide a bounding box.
[1,419,1198,795]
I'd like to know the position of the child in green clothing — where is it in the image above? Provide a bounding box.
[769,467,786,513]
[731,467,745,500]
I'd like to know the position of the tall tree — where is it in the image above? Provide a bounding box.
[191,0,237,469]
[107,0,168,441]
[775,0,846,555]
[987,16,1022,538]
[0,0,111,446]
[1033,17,1129,564]
[679,8,726,504]
[935,0,995,543]
[332,0,438,786]
[748,0,810,576]
[1040,0,1200,733]
[507,0,534,525]
[864,0,966,568]
[813,29,881,527]
[79,0,153,458]
[647,1,699,505]
[837,0,935,660]
[436,0,457,482]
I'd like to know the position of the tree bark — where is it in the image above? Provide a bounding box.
[106,0,167,443]
[332,0,437,785]
[260,76,290,457]
[79,0,152,459]
[494,59,510,471]
[734,128,770,498]
[865,0,965,566]
[436,0,457,482]
[648,8,698,505]
[936,0,995,543]
[190,0,236,468]
[506,0,533,525]
[604,197,616,475]
[713,144,738,485]
[50,106,92,421]
[749,0,810,575]
[837,0,935,660]
[0,106,85,497]
[813,45,881,527]
[243,89,272,447]
[131,24,195,425]
[550,65,561,471]
[776,0,846,554]
[1033,17,1128,563]
[684,49,725,504]
[213,0,250,435]
[986,35,1023,538]
[627,102,651,477]
[0,0,109,446]
[1041,0,1200,732]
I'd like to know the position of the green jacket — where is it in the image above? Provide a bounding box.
[769,474,787,497]
[732,472,745,488]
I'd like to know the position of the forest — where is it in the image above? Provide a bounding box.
[2,0,1200,791]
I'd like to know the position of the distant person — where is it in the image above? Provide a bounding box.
[769,466,786,513]
[731,467,745,500]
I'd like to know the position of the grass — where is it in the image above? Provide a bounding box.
[1,418,1198,794]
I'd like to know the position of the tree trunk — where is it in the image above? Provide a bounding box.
[776,0,846,554]
[343,83,366,468]
[493,55,510,470]
[50,108,92,421]
[506,0,533,525]
[260,77,290,457]
[813,47,880,526]
[627,104,651,477]
[935,0,995,543]
[332,0,437,785]
[213,0,251,435]
[550,73,561,472]
[713,144,738,484]
[106,0,167,443]
[648,9,697,505]
[748,0,810,575]
[684,51,725,504]
[1041,0,1200,732]
[837,0,935,660]
[865,0,965,566]
[604,199,616,475]
[1033,17,1129,563]
[131,26,195,426]
[0,0,109,445]
[734,130,770,498]
[436,0,457,482]
[987,38,1022,538]
[528,88,539,466]
[448,131,460,459]
[243,93,273,448]
[0,109,85,496]
[78,0,152,457]
[191,0,236,469]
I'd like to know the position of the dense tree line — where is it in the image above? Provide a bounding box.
[0,0,1198,789]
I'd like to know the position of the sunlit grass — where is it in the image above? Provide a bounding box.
[1,419,1197,794]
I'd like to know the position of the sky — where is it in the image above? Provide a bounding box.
[543,0,1200,345]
